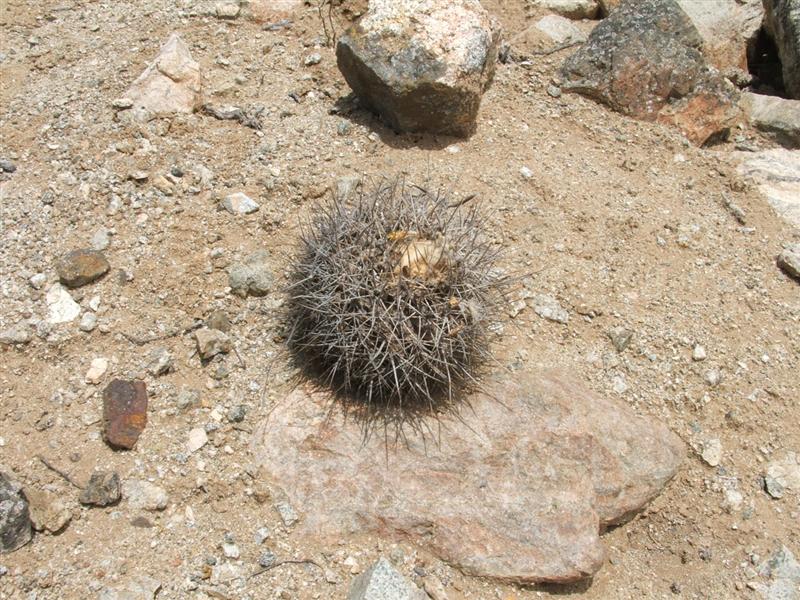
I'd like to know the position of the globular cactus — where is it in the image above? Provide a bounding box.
[287,180,505,417]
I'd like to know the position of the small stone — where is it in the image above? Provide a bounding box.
[228,251,273,298]
[210,563,244,586]
[348,557,426,600]
[46,284,81,324]
[86,357,109,384]
[152,175,174,195]
[275,501,298,526]
[0,473,32,553]
[520,166,534,179]
[206,310,231,332]
[215,1,240,18]
[547,85,562,98]
[227,405,246,423]
[254,526,270,545]
[195,328,231,360]
[534,14,586,44]
[121,480,168,511]
[304,53,322,66]
[0,158,16,173]
[187,428,208,453]
[79,471,121,506]
[222,542,240,559]
[102,380,148,450]
[692,345,707,361]
[701,438,723,467]
[176,388,200,411]
[79,312,98,332]
[532,294,569,324]
[145,347,173,376]
[129,170,149,182]
[56,249,110,288]
[704,369,721,387]
[258,549,277,568]
[777,243,800,281]
[222,192,260,215]
[29,273,47,290]
[25,488,71,534]
[423,577,450,600]
[0,325,32,346]
[608,327,633,353]
[112,97,134,109]
[336,175,361,201]
[91,228,111,251]
[765,452,800,499]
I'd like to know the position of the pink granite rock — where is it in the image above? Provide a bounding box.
[252,371,684,584]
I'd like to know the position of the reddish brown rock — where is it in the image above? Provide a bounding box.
[56,249,110,288]
[103,380,148,450]
[560,0,740,145]
[252,371,684,584]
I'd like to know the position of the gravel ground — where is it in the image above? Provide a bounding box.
[1,1,798,599]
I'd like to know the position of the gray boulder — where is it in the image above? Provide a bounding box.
[336,0,501,137]
[764,0,800,98]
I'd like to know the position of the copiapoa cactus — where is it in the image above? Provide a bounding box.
[287,180,506,420]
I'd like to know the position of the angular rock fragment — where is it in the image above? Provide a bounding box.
[102,380,148,450]
[764,0,800,98]
[124,33,203,120]
[25,488,71,534]
[0,473,31,554]
[742,91,800,147]
[194,327,232,359]
[228,251,273,298]
[336,0,501,136]
[56,249,109,288]
[736,149,800,228]
[252,371,684,583]
[348,558,427,600]
[560,0,740,144]
[121,480,168,512]
[46,284,81,324]
[80,471,121,507]
[778,244,800,281]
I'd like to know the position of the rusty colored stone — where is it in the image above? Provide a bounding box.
[252,371,684,584]
[102,380,148,450]
[57,249,110,288]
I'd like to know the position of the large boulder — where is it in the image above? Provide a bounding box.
[560,0,741,145]
[736,148,800,228]
[336,0,501,137]
[123,33,203,121]
[741,91,800,147]
[675,0,764,75]
[252,371,684,584]
[764,0,800,98]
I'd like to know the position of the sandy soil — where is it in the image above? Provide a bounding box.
[0,1,798,599]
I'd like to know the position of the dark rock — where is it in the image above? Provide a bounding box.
[336,0,501,137]
[0,473,32,554]
[102,380,148,450]
[560,0,740,145]
[0,159,16,173]
[253,371,684,584]
[79,471,121,506]
[56,249,110,288]
[764,0,800,98]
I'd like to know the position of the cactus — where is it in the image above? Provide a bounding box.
[287,180,506,418]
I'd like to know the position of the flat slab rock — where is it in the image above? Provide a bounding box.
[252,371,684,584]
[736,148,800,228]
